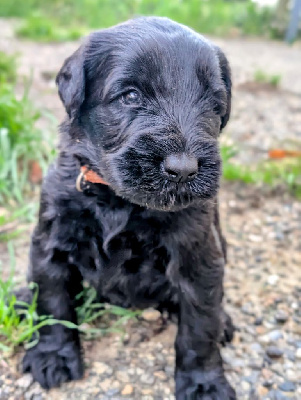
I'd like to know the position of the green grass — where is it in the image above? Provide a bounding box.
[0,243,140,356]
[16,14,85,42]
[0,0,275,42]
[0,243,61,355]
[221,145,301,198]
[254,69,282,87]
[75,285,141,340]
[0,52,53,208]
[0,51,18,84]
[0,82,53,205]
[0,203,38,242]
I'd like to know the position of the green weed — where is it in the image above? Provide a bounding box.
[0,203,38,242]
[0,0,275,42]
[16,14,85,42]
[0,243,64,355]
[0,83,52,205]
[0,51,17,84]
[0,244,140,356]
[76,285,141,340]
[221,145,301,197]
[254,69,282,87]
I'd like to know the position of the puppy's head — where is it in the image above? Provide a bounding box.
[56,17,231,211]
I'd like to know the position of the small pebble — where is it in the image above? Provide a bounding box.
[16,374,33,389]
[268,390,290,400]
[250,343,263,352]
[140,373,155,385]
[254,316,263,325]
[278,381,296,392]
[141,308,161,322]
[275,310,288,324]
[93,361,111,375]
[116,370,130,383]
[100,379,112,392]
[262,379,274,388]
[266,346,284,358]
[241,380,250,391]
[267,275,279,285]
[269,330,284,342]
[258,386,269,397]
[106,388,120,396]
[121,384,134,395]
[296,348,301,359]
[154,370,168,381]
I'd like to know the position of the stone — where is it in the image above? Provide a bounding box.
[93,362,111,375]
[16,374,33,389]
[262,368,273,380]
[275,310,288,324]
[121,384,134,395]
[278,381,296,392]
[24,383,43,400]
[262,379,274,388]
[259,334,270,344]
[116,370,130,383]
[258,386,269,397]
[269,330,284,342]
[141,388,153,395]
[106,388,120,396]
[250,343,263,353]
[100,378,112,392]
[248,234,262,242]
[254,317,263,326]
[296,348,301,359]
[266,346,284,358]
[140,373,155,385]
[164,366,174,377]
[244,371,260,384]
[267,275,279,285]
[268,390,290,400]
[241,381,250,391]
[136,367,144,375]
[286,369,297,381]
[141,308,161,322]
[154,370,168,381]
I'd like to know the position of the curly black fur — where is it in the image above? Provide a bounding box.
[23,17,236,399]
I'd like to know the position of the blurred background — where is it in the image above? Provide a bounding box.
[0,1,300,400]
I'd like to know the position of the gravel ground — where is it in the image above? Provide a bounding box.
[0,19,300,400]
[1,185,300,400]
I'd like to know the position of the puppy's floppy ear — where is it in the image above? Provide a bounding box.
[216,48,232,131]
[56,46,86,119]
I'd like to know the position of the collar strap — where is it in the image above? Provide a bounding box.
[76,166,108,192]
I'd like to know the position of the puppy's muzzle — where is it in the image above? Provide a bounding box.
[162,153,198,183]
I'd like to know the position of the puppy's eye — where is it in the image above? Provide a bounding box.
[121,90,141,106]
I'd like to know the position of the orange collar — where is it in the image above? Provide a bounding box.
[76,165,108,192]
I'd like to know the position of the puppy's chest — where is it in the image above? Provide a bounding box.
[71,206,171,283]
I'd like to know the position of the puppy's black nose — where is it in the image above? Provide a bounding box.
[163,154,198,183]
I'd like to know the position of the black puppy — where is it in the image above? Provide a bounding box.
[23,17,236,399]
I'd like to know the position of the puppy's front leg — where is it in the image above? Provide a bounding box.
[23,226,84,389]
[174,226,236,400]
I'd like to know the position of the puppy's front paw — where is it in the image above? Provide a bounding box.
[176,368,236,400]
[23,341,83,389]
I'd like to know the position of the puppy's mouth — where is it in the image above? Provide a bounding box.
[130,184,204,211]
[108,162,221,211]
[120,178,219,211]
